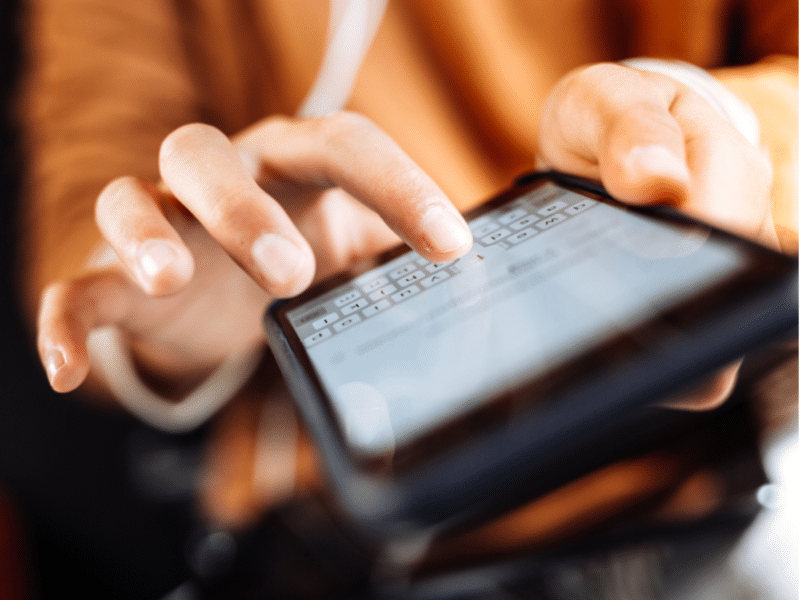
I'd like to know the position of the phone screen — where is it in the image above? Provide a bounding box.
[283,182,747,457]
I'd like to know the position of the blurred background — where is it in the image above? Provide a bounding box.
[0,1,195,596]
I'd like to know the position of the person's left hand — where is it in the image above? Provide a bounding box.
[37,114,473,396]
[535,62,778,410]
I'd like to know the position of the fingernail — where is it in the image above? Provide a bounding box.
[136,240,189,288]
[45,347,66,382]
[421,205,472,254]
[626,144,691,183]
[252,233,304,287]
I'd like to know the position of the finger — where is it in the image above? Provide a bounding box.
[538,64,775,245]
[661,360,742,411]
[538,63,691,205]
[37,271,136,392]
[235,112,473,264]
[96,176,195,296]
[159,123,316,298]
[292,187,404,281]
[670,91,776,246]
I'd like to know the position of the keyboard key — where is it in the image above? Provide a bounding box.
[397,270,426,287]
[537,200,568,216]
[421,271,450,288]
[392,284,421,302]
[341,297,370,315]
[362,299,391,318]
[450,244,502,272]
[536,213,567,229]
[510,215,539,230]
[294,306,327,326]
[368,284,397,301]
[564,199,596,215]
[497,208,529,225]
[508,228,537,244]
[334,290,362,307]
[472,221,500,238]
[333,314,362,332]
[425,261,450,273]
[481,228,511,244]
[304,328,332,346]
[360,276,389,294]
[468,214,494,231]
[312,312,339,330]
[389,263,417,280]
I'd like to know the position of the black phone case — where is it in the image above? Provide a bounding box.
[264,171,798,542]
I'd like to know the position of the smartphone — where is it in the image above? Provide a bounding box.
[264,171,797,541]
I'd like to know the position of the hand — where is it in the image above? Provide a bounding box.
[537,62,777,248]
[536,62,777,410]
[38,113,473,393]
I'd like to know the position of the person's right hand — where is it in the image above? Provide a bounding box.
[534,62,781,412]
[37,113,473,394]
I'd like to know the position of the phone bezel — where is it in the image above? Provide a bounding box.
[264,171,797,539]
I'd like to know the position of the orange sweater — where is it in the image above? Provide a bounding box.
[20,0,798,308]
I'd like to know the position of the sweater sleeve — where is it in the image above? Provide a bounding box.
[714,0,797,252]
[19,0,201,312]
[714,56,798,254]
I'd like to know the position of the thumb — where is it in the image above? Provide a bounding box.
[37,269,137,392]
[538,63,691,206]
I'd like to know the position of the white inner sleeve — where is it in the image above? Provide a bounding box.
[298,0,388,118]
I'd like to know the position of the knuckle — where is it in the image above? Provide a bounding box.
[39,281,64,313]
[550,65,621,135]
[567,63,621,97]
[38,280,74,328]
[562,63,665,116]
[204,185,256,231]
[160,122,224,166]
[303,111,381,182]
[61,279,91,314]
[579,62,619,82]
[612,105,681,141]
[101,175,140,198]
[317,111,374,147]
[96,176,139,216]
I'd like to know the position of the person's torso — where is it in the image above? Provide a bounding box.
[176,0,783,207]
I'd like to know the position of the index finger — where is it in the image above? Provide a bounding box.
[159,123,317,298]
[235,112,473,263]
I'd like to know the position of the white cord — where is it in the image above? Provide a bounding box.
[298,0,388,118]
[87,327,264,434]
